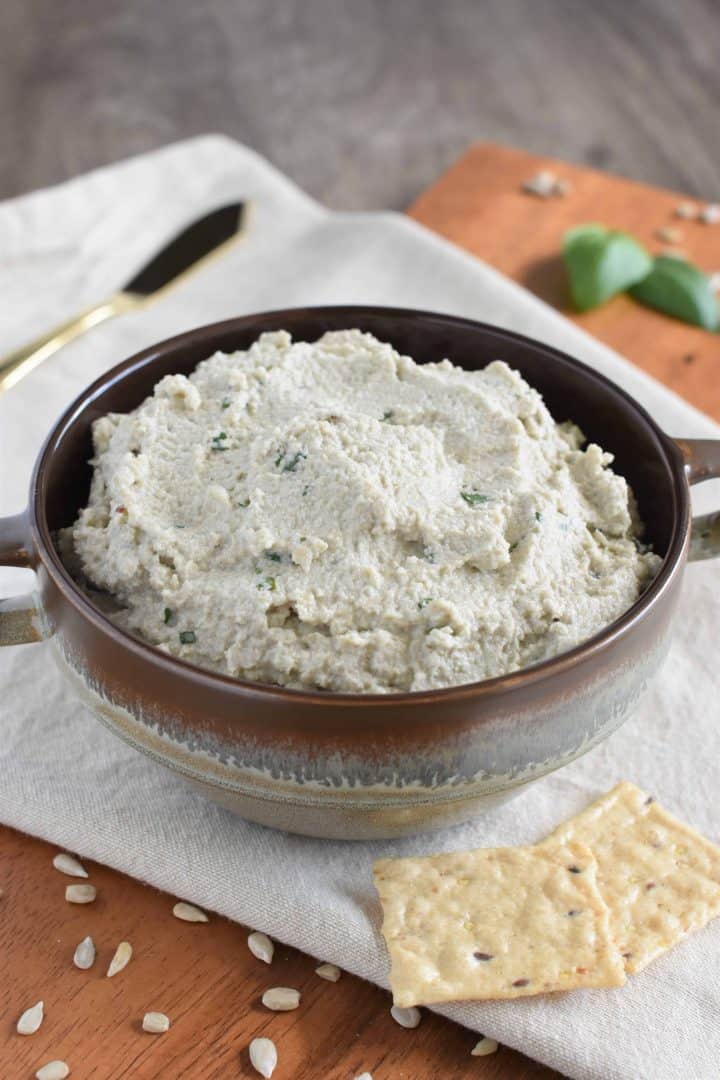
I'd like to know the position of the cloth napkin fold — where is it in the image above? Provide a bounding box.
[1,136,719,1080]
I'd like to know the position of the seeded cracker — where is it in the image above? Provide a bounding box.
[373,840,624,1006]
[547,781,720,973]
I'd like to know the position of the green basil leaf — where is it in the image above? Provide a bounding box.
[630,255,719,331]
[563,224,653,312]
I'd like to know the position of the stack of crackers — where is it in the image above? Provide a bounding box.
[374,782,720,1006]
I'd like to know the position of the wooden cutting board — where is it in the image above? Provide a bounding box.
[410,143,720,421]
[2,144,718,1080]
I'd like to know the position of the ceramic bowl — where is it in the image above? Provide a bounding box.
[2,307,719,838]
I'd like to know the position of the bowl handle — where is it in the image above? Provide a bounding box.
[0,512,43,646]
[675,438,720,562]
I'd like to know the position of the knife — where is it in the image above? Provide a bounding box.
[0,201,246,394]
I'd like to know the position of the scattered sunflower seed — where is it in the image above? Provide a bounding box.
[390,1004,421,1029]
[73,936,96,970]
[142,1012,171,1033]
[522,169,557,198]
[521,169,569,198]
[355,1074,373,1080]
[247,931,274,964]
[65,884,96,904]
[35,1062,69,1080]
[675,202,698,220]
[262,987,301,1011]
[52,853,88,879]
[17,1000,44,1035]
[172,901,208,923]
[315,962,341,982]
[655,226,683,244]
[700,203,720,225]
[107,941,132,977]
[249,1037,277,1078]
[471,1036,499,1057]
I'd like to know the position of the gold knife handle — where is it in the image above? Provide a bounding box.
[0,292,138,394]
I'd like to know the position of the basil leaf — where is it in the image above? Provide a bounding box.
[564,224,653,312]
[630,255,719,331]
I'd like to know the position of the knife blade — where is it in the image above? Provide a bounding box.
[0,201,246,395]
[123,201,245,297]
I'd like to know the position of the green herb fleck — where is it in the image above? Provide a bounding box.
[461,490,491,507]
[257,576,276,592]
[509,540,519,552]
[563,224,652,312]
[239,498,250,508]
[301,484,310,496]
[265,551,282,563]
[630,255,719,330]
[179,630,196,645]
[276,450,307,472]
[417,597,432,610]
[163,607,173,625]
[381,409,394,421]
[422,547,436,563]
[211,432,229,451]
[221,397,231,409]
[535,511,543,522]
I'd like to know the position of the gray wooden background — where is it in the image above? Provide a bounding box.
[1,0,718,208]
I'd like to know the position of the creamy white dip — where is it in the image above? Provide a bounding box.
[64,330,660,693]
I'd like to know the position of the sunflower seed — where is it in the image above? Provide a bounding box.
[17,1000,44,1035]
[73,936,96,970]
[355,1074,373,1080]
[249,1037,277,1077]
[700,203,720,225]
[35,1062,69,1080]
[675,202,699,220]
[65,884,96,904]
[52,853,88,879]
[262,986,300,1011]
[655,226,683,244]
[107,941,132,977]
[522,169,557,198]
[390,1004,421,1029]
[247,930,274,964]
[315,962,341,982]
[142,1012,170,1033]
[172,901,208,923]
[471,1036,499,1056]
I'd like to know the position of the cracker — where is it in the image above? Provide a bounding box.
[373,839,625,1006]
[548,781,720,973]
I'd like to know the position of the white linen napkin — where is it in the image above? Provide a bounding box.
[1,136,719,1080]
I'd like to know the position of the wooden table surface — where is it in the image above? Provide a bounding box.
[1,0,719,211]
[2,144,719,1079]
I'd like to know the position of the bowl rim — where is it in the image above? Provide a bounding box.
[29,305,690,707]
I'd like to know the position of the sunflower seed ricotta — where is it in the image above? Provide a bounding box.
[64,330,660,693]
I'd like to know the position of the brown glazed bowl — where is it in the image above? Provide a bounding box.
[2,307,720,839]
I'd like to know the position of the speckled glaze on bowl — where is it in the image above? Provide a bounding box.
[2,307,720,839]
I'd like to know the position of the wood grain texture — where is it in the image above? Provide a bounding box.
[0,0,719,210]
[410,144,720,420]
[0,828,553,1080]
